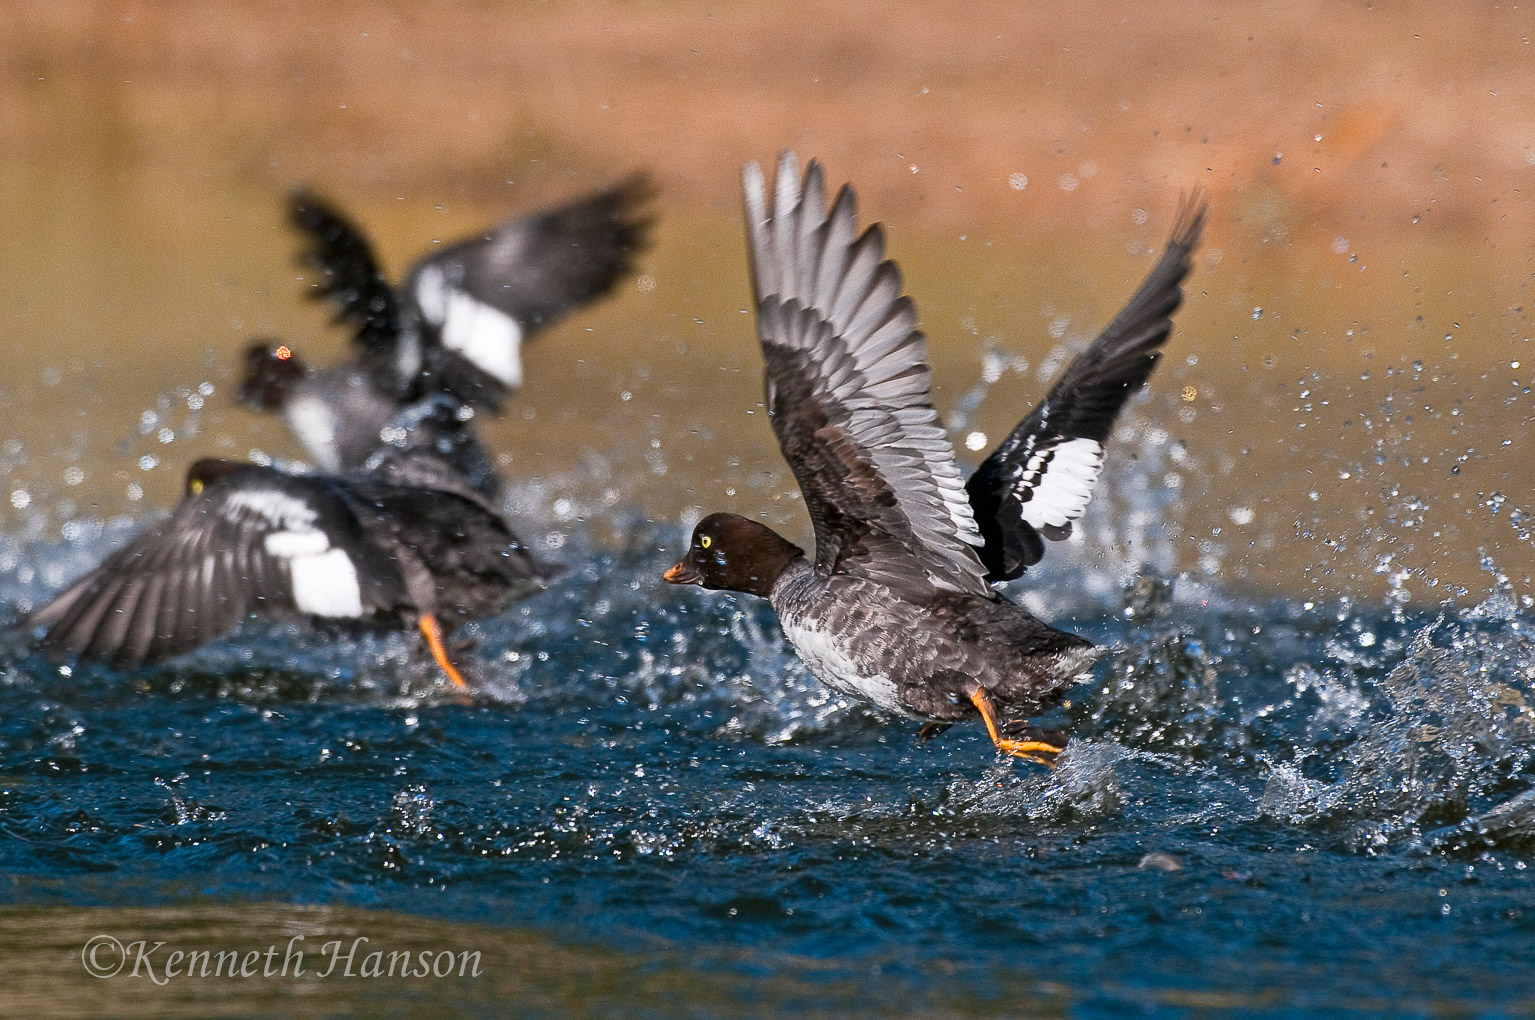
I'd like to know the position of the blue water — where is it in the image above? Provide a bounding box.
[3,502,1535,1015]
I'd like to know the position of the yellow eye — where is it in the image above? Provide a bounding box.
[189,479,204,495]
[700,534,712,550]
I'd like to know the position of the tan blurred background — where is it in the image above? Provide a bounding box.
[1,1,1532,603]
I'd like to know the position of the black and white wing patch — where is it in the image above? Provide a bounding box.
[967,192,1206,581]
[1003,437,1107,534]
[745,153,990,599]
[18,464,405,667]
[402,175,655,407]
[410,260,527,390]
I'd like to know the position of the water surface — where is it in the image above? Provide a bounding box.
[3,5,1535,1016]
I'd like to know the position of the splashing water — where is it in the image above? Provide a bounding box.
[3,364,1535,1013]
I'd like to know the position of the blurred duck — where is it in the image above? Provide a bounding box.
[664,153,1204,763]
[17,453,553,687]
[239,176,655,486]
[240,345,504,501]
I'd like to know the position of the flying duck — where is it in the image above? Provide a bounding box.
[17,452,553,687]
[239,175,655,477]
[664,153,1205,763]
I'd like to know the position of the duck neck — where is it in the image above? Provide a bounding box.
[729,528,806,600]
[763,554,816,602]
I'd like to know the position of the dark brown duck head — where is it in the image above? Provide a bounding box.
[238,340,310,410]
[663,512,805,599]
[184,458,251,496]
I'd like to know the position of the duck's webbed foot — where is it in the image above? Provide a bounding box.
[969,687,1065,767]
[1000,720,1069,751]
[918,721,953,743]
[418,614,470,691]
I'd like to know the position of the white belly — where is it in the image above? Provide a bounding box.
[780,616,905,715]
[283,392,341,471]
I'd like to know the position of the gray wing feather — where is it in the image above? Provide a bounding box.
[19,492,290,666]
[17,467,408,667]
[744,153,989,598]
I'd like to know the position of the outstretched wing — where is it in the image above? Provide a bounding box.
[745,152,990,599]
[967,193,1207,581]
[402,175,656,407]
[18,466,404,667]
[289,189,403,359]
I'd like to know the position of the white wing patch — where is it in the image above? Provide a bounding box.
[225,489,365,619]
[224,489,319,529]
[287,546,364,618]
[263,529,329,558]
[1015,436,1105,529]
[415,264,525,387]
[414,263,452,322]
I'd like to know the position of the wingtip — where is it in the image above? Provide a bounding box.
[13,601,47,635]
[611,169,659,202]
[606,171,661,257]
[286,184,337,227]
[776,149,800,186]
[801,157,826,216]
[742,159,767,216]
[1170,189,1209,251]
[774,150,802,220]
[286,182,316,207]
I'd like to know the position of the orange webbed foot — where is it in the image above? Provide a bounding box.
[417,614,470,691]
[969,688,1064,767]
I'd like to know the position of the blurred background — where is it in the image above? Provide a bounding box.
[1,0,1532,603]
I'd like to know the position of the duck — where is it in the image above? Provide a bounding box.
[238,175,656,481]
[663,153,1205,763]
[239,342,504,501]
[16,451,553,688]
